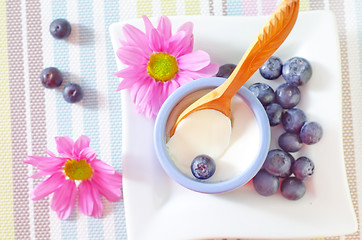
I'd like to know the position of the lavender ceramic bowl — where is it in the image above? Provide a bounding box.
[154,77,270,194]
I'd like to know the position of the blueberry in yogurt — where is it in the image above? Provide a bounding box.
[259,56,283,80]
[282,57,312,86]
[191,155,216,180]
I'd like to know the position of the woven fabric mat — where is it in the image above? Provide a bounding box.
[1,0,361,239]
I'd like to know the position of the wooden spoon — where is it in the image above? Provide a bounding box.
[170,0,299,137]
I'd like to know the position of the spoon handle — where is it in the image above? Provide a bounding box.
[219,0,299,99]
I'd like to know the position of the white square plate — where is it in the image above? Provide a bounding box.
[110,11,357,240]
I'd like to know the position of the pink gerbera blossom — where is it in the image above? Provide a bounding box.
[115,15,219,119]
[25,135,123,220]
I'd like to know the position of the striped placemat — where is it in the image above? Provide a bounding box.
[0,0,361,239]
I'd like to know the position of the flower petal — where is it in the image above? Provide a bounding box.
[30,170,53,178]
[116,46,148,66]
[30,172,65,201]
[177,50,211,71]
[177,21,193,38]
[149,28,165,52]
[135,79,152,106]
[167,31,186,56]
[73,135,90,156]
[181,62,219,79]
[92,172,123,202]
[177,35,194,56]
[173,72,194,86]
[55,136,74,156]
[25,155,67,173]
[142,15,154,38]
[51,179,76,220]
[78,180,93,216]
[157,16,172,41]
[114,66,147,80]
[122,24,152,55]
[91,159,115,174]
[90,185,103,218]
[137,80,156,107]
[78,147,97,162]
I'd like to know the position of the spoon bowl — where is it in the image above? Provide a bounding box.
[170,0,300,136]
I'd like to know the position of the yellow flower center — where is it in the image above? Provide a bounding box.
[147,53,178,82]
[64,159,93,181]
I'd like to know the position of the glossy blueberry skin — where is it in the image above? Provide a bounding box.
[278,132,303,153]
[191,155,216,180]
[248,82,275,106]
[62,83,84,103]
[282,57,312,86]
[253,169,279,196]
[292,156,315,180]
[282,108,307,133]
[40,67,63,89]
[281,177,306,200]
[300,121,323,145]
[265,103,283,127]
[216,64,236,78]
[275,83,301,109]
[49,19,71,39]
[263,149,294,178]
[259,56,283,80]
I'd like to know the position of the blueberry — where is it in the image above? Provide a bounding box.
[292,157,315,180]
[281,177,306,200]
[62,83,84,103]
[282,57,312,86]
[216,64,236,78]
[40,67,63,89]
[259,56,283,80]
[282,108,306,133]
[265,103,283,126]
[191,155,216,180]
[278,132,303,153]
[49,18,71,39]
[248,82,275,106]
[275,83,301,109]
[263,149,294,178]
[253,170,279,196]
[300,121,323,145]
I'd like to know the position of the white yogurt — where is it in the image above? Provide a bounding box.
[166,93,261,182]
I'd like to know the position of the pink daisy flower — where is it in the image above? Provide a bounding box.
[25,135,123,220]
[115,15,219,119]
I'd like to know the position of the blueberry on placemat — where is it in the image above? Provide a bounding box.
[40,67,63,89]
[63,83,84,103]
[50,18,71,39]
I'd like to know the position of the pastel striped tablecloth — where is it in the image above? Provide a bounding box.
[1,0,361,239]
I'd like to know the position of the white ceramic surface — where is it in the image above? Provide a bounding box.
[110,11,357,240]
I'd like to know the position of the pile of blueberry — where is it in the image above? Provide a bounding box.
[40,19,84,103]
[217,56,322,200]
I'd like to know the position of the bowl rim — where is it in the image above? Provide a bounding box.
[154,77,270,193]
